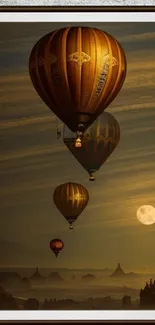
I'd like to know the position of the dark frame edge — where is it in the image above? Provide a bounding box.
[0,5,155,12]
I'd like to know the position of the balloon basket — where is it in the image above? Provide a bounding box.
[89,175,95,181]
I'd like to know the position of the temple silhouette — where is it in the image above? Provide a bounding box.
[30,267,45,281]
[140,279,155,308]
[111,263,126,277]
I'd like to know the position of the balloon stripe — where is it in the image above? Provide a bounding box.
[61,28,75,114]
[36,38,58,110]
[29,27,126,133]
[44,30,61,108]
[30,43,54,110]
[85,28,105,113]
[103,36,122,107]
[94,31,114,113]
[81,28,95,112]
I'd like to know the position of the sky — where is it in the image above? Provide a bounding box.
[0,22,155,272]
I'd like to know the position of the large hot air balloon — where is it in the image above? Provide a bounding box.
[63,112,120,181]
[50,239,64,257]
[29,27,126,146]
[53,182,89,229]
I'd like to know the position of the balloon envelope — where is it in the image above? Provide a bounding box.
[63,112,120,180]
[29,27,126,133]
[53,182,89,227]
[50,239,64,257]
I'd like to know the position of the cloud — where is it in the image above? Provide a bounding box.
[110,144,155,161]
[0,74,29,85]
[119,32,155,43]
[110,101,155,114]
[0,74,39,104]
[113,107,155,124]
[102,159,155,178]
[0,36,39,54]
[0,178,56,197]
[96,172,155,195]
[123,125,155,135]
[0,115,56,130]
[0,143,66,162]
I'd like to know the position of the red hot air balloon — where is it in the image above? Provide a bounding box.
[29,27,126,146]
[53,182,89,229]
[50,239,64,257]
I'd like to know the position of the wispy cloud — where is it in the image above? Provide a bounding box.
[119,32,155,43]
[110,102,155,114]
[0,75,38,104]
[0,115,56,130]
[0,144,66,162]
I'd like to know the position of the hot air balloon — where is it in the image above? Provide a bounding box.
[53,182,89,229]
[50,239,64,257]
[63,112,120,181]
[29,27,126,146]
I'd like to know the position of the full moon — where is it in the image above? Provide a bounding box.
[137,205,155,225]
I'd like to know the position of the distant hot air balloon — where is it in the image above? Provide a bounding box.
[53,182,89,229]
[50,239,64,257]
[29,27,126,146]
[63,112,120,181]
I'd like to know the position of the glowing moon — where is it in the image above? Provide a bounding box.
[137,205,155,225]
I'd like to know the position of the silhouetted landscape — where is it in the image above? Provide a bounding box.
[0,264,155,310]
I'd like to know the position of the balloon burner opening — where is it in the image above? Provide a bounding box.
[75,137,82,148]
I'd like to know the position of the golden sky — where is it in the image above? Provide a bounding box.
[0,22,155,272]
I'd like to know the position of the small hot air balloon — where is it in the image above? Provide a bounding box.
[53,182,89,229]
[50,239,64,257]
[29,27,126,146]
[63,112,120,181]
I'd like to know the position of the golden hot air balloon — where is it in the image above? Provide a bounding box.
[53,182,89,229]
[29,27,126,145]
[63,112,120,181]
[50,238,64,257]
